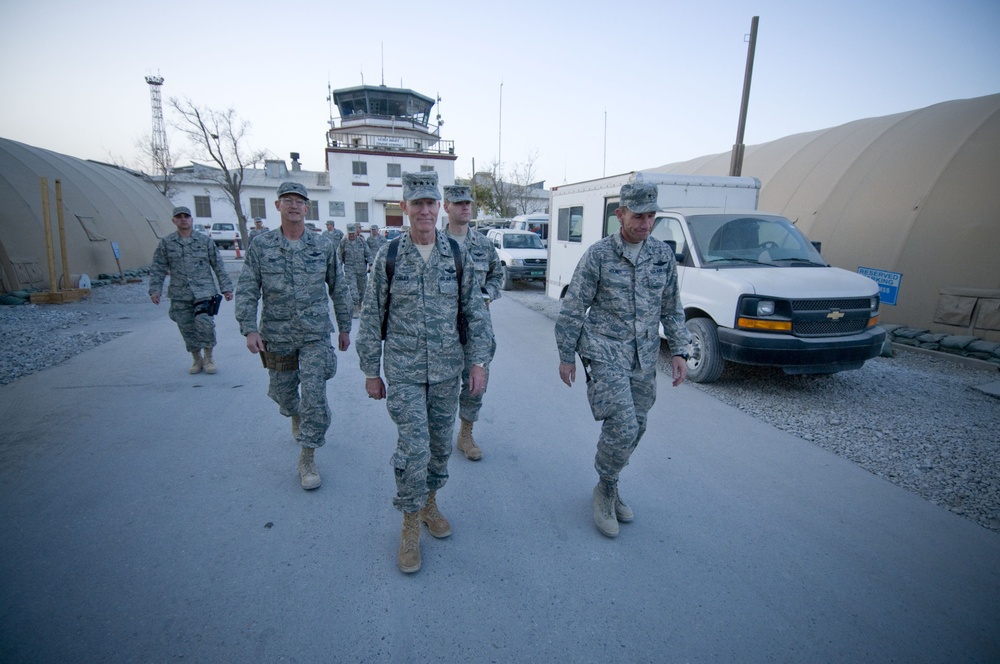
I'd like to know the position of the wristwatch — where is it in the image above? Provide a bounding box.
[673,352,690,361]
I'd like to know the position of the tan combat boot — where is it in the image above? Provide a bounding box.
[457,420,482,461]
[615,487,634,523]
[188,350,203,374]
[298,447,321,490]
[398,512,421,573]
[202,348,216,374]
[418,490,452,538]
[593,479,619,538]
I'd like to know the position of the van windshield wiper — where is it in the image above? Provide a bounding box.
[772,259,827,267]
[706,257,768,265]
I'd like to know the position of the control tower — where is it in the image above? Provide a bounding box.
[325,84,456,229]
[327,84,452,155]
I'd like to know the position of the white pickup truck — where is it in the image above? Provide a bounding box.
[547,172,886,382]
[209,222,239,249]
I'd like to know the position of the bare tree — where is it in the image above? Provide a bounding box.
[509,151,541,215]
[469,153,544,218]
[134,132,177,197]
[169,98,269,245]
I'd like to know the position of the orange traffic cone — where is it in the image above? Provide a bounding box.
[234,238,242,258]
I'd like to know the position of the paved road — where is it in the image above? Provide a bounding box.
[1,288,998,662]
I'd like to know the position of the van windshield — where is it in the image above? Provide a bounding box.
[503,233,544,249]
[687,214,826,266]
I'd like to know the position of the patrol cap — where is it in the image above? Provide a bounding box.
[402,171,441,201]
[619,182,662,214]
[277,181,309,200]
[370,224,379,230]
[326,220,335,227]
[172,206,192,217]
[443,185,473,203]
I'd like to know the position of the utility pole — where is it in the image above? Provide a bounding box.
[729,16,759,177]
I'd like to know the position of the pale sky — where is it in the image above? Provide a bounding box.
[2,0,998,188]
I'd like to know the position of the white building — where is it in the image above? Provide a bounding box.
[325,85,456,229]
[170,156,331,233]
[170,83,456,234]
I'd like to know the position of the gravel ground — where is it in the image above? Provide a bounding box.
[2,274,999,532]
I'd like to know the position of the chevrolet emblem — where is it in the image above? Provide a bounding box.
[827,310,845,320]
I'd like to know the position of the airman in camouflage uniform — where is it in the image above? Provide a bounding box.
[338,222,374,316]
[555,181,692,538]
[366,224,387,256]
[324,220,344,249]
[442,184,502,461]
[235,182,353,491]
[149,205,234,375]
[248,218,268,246]
[357,172,494,574]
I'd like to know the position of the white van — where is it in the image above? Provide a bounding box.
[548,171,885,383]
[509,214,549,247]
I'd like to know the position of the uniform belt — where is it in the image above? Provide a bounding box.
[260,350,299,371]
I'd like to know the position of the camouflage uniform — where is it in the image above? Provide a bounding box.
[248,226,268,246]
[148,231,233,353]
[324,227,344,249]
[338,231,374,307]
[366,230,387,257]
[356,231,494,512]
[555,232,691,482]
[443,225,502,423]
[235,230,353,448]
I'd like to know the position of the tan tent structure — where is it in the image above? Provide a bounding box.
[0,137,174,293]
[652,94,1000,342]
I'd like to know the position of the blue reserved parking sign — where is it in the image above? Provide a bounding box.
[858,266,902,306]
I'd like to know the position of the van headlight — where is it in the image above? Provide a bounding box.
[756,300,775,316]
[512,259,525,266]
[870,296,879,313]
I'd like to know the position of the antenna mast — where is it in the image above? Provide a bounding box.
[144,74,167,165]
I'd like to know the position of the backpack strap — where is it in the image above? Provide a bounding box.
[380,238,400,340]
[446,237,468,346]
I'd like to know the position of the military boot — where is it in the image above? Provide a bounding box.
[398,512,421,573]
[418,490,452,538]
[202,348,216,374]
[298,447,321,490]
[188,350,203,374]
[456,420,482,461]
[614,487,634,523]
[593,479,619,538]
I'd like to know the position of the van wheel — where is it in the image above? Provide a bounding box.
[685,318,724,383]
[500,266,513,290]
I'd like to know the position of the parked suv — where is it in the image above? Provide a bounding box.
[485,229,547,290]
[209,222,239,249]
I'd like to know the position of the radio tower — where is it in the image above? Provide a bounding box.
[144,75,167,163]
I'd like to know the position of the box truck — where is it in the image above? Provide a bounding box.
[548,171,885,383]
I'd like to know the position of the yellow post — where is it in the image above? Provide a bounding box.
[55,179,71,289]
[40,177,58,293]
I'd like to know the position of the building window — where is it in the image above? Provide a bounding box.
[329,201,345,217]
[307,201,319,221]
[352,161,368,176]
[557,206,583,243]
[387,163,401,179]
[420,165,434,172]
[194,196,212,218]
[250,197,267,219]
[355,202,369,225]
